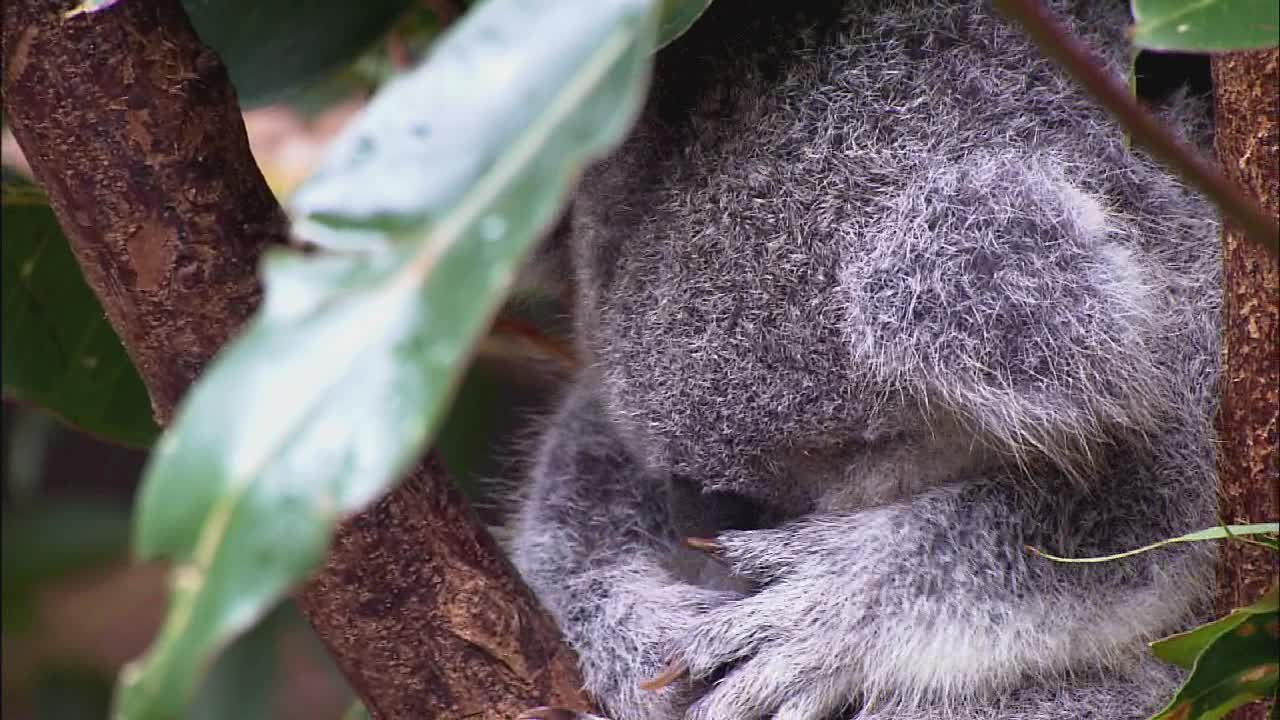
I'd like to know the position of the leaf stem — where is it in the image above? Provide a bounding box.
[1027,522,1280,563]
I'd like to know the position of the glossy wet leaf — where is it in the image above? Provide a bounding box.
[1,176,158,447]
[183,0,413,107]
[1152,611,1250,672]
[1131,0,1280,52]
[115,1,661,717]
[1150,587,1279,720]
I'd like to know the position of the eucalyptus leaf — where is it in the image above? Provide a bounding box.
[1027,523,1279,563]
[182,0,413,108]
[1151,587,1278,670]
[1,176,158,448]
[1151,613,1249,672]
[1131,0,1280,52]
[1150,588,1279,719]
[115,0,662,717]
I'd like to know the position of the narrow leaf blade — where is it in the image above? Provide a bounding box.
[1028,523,1280,563]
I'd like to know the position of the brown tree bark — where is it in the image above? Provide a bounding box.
[2,1,590,718]
[300,457,588,718]
[1211,49,1280,720]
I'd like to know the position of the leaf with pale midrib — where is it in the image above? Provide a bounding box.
[113,1,717,717]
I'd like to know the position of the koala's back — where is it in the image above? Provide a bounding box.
[571,0,1219,508]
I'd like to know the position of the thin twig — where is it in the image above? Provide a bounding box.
[995,0,1280,255]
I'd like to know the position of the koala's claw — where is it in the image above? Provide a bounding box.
[516,707,610,720]
[661,527,871,719]
[638,658,690,691]
[682,536,724,561]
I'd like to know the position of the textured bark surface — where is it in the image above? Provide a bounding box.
[3,0,282,422]
[296,457,592,718]
[2,1,590,717]
[1211,49,1280,720]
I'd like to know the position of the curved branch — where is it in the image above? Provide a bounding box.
[996,0,1280,255]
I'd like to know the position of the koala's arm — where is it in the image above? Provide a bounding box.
[668,155,1216,719]
[670,434,1212,720]
[511,383,733,720]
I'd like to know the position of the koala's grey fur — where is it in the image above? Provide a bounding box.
[510,1,1222,718]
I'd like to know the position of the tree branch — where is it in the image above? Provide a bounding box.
[995,0,1280,255]
[1,1,590,717]
[1210,41,1279,657]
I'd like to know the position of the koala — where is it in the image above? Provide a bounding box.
[510,1,1222,718]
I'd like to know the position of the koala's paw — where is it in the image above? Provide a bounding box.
[585,581,741,720]
[660,529,870,720]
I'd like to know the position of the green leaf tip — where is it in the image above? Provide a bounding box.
[1149,586,1280,720]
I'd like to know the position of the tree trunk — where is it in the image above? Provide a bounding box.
[1211,48,1280,720]
[1,1,590,717]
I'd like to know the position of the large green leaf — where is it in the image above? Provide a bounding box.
[114,0,664,717]
[1152,587,1278,671]
[1,176,158,447]
[1131,0,1280,52]
[1150,587,1279,719]
[182,0,414,108]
